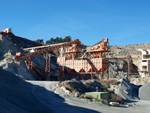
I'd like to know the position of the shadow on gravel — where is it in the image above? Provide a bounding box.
[30,82,101,113]
[0,68,100,113]
[127,100,138,103]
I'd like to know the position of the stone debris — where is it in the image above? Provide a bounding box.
[74,92,80,97]
[109,102,119,106]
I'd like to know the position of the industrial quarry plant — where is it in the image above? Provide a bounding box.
[1,28,150,113]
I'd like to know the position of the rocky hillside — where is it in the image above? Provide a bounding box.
[0,33,58,80]
[9,35,42,49]
[106,44,149,79]
[108,45,141,58]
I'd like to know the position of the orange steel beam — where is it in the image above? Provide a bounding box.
[24,57,47,79]
[92,39,104,47]
[91,38,108,47]
[23,42,67,51]
[15,39,79,80]
[15,39,81,60]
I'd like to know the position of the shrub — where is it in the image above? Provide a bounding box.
[109,93,123,104]
[79,94,94,99]
[94,98,104,103]
[63,84,74,91]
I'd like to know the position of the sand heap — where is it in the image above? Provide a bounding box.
[139,83,150,101]
[0,67,53,113]
[115,78,140,100]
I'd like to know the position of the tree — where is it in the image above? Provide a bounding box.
[46,40,50,44]
[35,39,44,44]
[55,37,60,43]
[50,38,54,44]
[46,38,54,44]
[45,36,72,45]
[59,37,63,43]
[64,36,71,42]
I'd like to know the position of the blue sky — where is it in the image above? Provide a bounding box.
[0,0,150,46]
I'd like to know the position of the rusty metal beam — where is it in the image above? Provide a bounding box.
[15,39,81,61]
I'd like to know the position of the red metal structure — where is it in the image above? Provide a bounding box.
[57,38,109,80]
[15,39,81,80]
[15,38,109,81]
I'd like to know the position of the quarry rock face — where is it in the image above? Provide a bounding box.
[108,59,128,79]
[139,83,150,100]
[107,45,144,79]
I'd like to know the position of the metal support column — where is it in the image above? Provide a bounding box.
[91,68,93,80]
[45,53,51,80]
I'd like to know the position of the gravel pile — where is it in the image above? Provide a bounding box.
[115,78,140,100]
[0,67,53,113]
[139,83,150,100]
